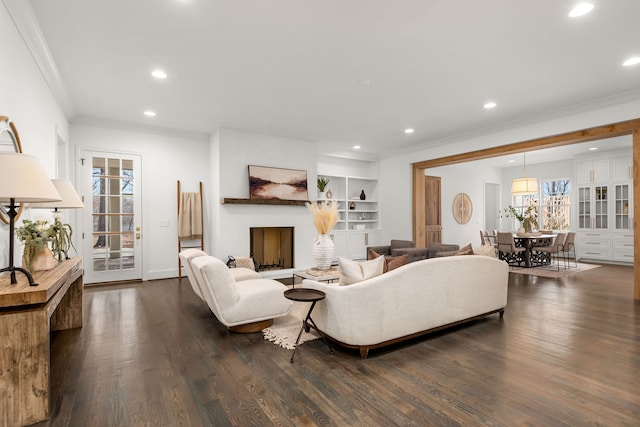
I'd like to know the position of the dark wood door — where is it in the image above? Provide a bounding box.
[424,176,442,246]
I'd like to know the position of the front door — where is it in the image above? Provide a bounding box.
[81,151,142,283]
[424,176,442,246]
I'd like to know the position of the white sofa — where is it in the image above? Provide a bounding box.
[302,255,509,358]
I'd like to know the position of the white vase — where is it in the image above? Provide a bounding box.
[318,191,326,200]
[313,234,335,270]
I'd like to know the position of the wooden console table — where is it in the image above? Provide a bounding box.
[0,257,83,426]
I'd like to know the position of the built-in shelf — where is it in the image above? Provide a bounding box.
[221,198,308,206]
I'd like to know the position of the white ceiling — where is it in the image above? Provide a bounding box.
[24,0,640,159]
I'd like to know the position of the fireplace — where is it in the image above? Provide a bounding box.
[250,227,294,271]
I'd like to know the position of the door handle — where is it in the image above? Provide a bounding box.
[136,233,141,239]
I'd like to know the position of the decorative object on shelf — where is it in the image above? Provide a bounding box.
[326,189,332,199]
[0,152,61,285]
[317,177,329,200]
[306,200,339,270]
[360,190,366,200]
[349,201,356,210]
[248,165,308,201]
[512,152,538,195]
[452,193,473,224]
[29,180,85,261]
[501,205,538,233]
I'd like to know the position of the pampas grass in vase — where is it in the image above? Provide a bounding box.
[306,200,339,269]
[306,200,339,235]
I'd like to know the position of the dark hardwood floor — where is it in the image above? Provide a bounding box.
[40,264,639,426]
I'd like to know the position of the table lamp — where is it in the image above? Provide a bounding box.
[0,153,61,285]
[30,179,84,261]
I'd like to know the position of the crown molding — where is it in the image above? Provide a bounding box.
[3,0,74,119]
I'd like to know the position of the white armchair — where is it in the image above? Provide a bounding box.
[191,255,292,333]
[179,249,262,301]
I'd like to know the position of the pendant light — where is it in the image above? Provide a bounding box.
[511,152,538,195]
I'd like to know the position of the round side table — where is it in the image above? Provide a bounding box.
[284,288,333,363]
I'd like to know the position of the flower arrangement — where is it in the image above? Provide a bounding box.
[306,200,339,234]
[15,214,76,271]
[501,205,538,232]
[15,218,55,271]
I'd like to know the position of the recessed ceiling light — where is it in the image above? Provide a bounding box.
[507,159,515,163]
[623,57,640,67]
[151,69,167,79]
[589,147,598,151]
[483,102,497,109]
[569,3,594,18]
[404,128,414,134]
[144,110,156,117]
[353,145,361,150]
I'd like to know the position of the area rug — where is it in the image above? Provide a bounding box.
[263,301,319,350]
[509,262,600,278]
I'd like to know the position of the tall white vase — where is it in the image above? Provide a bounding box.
[313,234,335,270]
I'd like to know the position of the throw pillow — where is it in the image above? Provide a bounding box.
[474,244,496,257]
[368,249,408,272]
[339,256,384,285]
[453,243,474,256]
[234,256,255,270]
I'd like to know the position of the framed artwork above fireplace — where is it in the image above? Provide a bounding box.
[248,165,308,201]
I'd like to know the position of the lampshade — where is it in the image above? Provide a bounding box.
[29,179,84,209]
[511,152,538,195]
[511,177,539,195]
[0,153,61,203]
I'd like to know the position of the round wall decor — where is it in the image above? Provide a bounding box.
[452,192,472,224]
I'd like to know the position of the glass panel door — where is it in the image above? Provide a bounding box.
[594,185,609,230]
[82,151,142,283]
[577,186,591,230]
[614,183,631,231]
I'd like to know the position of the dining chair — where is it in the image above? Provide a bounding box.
[560,232,577,268]
[496,232,525,267]
[533,233,567,270]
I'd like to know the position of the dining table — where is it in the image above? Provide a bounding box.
[512,233,555,268]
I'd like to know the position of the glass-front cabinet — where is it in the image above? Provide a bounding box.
[577,184,609,231]
[613,183,631,231]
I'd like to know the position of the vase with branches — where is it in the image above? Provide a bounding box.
[500,205,538,232]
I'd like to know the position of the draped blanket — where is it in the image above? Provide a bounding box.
[178,192,202,239]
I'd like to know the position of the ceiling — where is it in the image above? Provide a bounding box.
[24,0,640,159]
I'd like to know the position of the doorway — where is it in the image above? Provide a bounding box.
[424,176,442,247]
[484,182,500,233]
[81,151,142,284]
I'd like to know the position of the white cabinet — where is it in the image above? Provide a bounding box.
[576,159,610,184]
[612,156,633,182]
[576,184,609,231]
[574,151,632,263]
[329,231,349,262]
[612,231,634,262]
[576,231,611,260]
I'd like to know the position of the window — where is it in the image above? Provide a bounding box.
[540,179,571,230]
[509,193,539,230]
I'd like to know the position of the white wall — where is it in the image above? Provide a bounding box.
[0,4,69,267]
[71,123,209,280]
[379,97,640,247]
[424,163,502,248]
[211,129,319,270]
